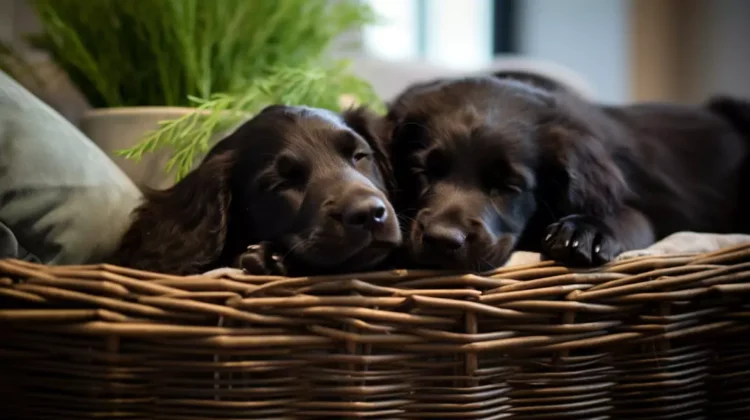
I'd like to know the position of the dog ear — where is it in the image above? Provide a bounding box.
[539,110,628,218]
[112,151,235,274]
[342,106,396,193]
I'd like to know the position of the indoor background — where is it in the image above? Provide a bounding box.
[2,0,750,123]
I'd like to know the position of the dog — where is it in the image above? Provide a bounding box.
[111,105,401,275]
[381,76,750,270]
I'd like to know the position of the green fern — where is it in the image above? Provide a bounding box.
[28,0,376,107]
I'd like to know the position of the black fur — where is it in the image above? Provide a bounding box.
[381,77,750,270]
[112,105,401,275]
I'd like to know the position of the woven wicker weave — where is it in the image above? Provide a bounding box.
[1,244,749,419]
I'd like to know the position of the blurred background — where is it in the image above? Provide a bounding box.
[2,0,750,124]
[354,0,750,105]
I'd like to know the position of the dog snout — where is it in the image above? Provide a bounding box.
[329,188,390,232]
[422,224,466,252]
[340,196,388,230]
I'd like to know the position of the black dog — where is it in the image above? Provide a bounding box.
[382,76,750,270]
[112,105,401,275]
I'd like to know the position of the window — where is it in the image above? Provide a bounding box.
[362,0,502,71]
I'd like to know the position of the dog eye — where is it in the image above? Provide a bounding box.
[489,184,523,197]
[352,151,371,163]
[276,155,307,184]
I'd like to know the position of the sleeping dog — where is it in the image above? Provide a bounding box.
[112,105,401,275]
[382,76,750,270]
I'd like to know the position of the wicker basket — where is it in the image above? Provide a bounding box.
[1,244,749,419]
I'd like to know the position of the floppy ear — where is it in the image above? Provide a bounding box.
[342,106,396,193]
[111,151,235,274]
[539,113,628,218]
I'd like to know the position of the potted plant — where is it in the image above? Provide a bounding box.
[22,0,380,189]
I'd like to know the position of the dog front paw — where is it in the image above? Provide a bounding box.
[542,215,621,267]
[237,242,288,276]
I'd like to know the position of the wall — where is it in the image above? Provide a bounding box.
[629,0,683,102]
[0,0,89,123]
[630,0,750,103]
[517,0,630,104]
[681,0,750,102]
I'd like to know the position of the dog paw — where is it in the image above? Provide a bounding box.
[542,215,621,267]
[237,242,288,276]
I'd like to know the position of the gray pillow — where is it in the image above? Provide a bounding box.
[0,70,143,264]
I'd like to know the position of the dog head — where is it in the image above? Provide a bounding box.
[386,77,626,270]
[116,105,401,274]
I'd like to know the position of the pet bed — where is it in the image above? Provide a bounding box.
[1,233,749,419]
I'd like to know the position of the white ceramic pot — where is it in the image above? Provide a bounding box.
[80,107,193,191]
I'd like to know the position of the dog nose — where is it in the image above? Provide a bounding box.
[422,225,466,252]
[341,197,388,229]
